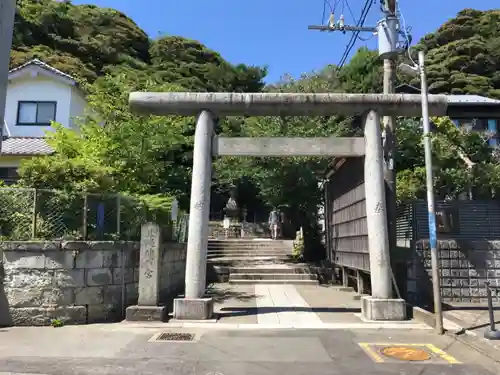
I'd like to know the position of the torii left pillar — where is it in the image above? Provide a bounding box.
[173,111,215,320]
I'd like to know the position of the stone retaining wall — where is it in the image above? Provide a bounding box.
[0,238,188,326]
[0,241,140,326]
[407,239,500,304]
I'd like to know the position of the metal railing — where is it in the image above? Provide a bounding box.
[0,188,187,242]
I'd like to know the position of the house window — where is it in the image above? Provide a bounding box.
[0,167,19,185]
[17,101,57,125]
[454,118,488,132]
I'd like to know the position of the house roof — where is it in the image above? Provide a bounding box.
[1,137,53,156]
[396,85,500,107]
[8,59,78,86]
[446,95,500,106]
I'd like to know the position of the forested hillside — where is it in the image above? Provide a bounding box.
[414,8,500,98]
[12,0,266,91]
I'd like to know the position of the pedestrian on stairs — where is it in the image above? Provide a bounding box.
[268,207,280,240]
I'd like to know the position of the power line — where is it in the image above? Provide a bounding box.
[336,0,374,71]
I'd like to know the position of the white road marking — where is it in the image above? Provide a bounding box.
[255,284,324,326]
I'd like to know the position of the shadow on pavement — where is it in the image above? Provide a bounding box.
[217,306,360,318]
[205,285,257,303]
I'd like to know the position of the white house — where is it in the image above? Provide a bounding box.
[0,59,87,183]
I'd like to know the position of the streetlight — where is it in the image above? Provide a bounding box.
[399,51,444,335]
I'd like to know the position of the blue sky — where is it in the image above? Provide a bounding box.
[73,0,498,83]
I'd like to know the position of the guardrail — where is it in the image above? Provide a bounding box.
[484,282,500,340]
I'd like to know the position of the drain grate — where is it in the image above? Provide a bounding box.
[155,332,195,341]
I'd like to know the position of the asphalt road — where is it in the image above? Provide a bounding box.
[0,326,498,375]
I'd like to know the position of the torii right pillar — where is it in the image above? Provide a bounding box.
[362,110,406,321]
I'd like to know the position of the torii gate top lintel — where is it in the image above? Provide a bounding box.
[129,92,448,117]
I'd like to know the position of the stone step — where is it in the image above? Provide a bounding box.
[208,256,291,262]
[207,248,292,252]
[228,279,320,285]
[207,253,291,258]
[208,238,293,244]
[229,273,318,281]
[207,245,292,249]
[208,248,292,252]
[208,247,291,249]
[208,258,291,266]
[207,249,292,254]
[208,256,291,261]
[229,266,317,274]
[208,245,292,249]
[208,244,292,247]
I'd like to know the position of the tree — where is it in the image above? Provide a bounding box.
[12,0,267,90]
[408,9,500,98]
[213,73,359,258]
[12,0,267,211]
[18,70,194,207]
[396,117,500,202]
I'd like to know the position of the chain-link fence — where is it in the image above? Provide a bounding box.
[0,188,188,241]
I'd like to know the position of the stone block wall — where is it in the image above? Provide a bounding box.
[159,242,187,304]
[0,241,140,326]
[406,239,500,305]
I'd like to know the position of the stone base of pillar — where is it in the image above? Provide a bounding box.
[361,296,407,321]
[173,298,214,320]
[125,305,167,322]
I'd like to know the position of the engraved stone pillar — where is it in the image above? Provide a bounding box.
[362,110,406,321]
[173,111,214,320]
[126,222,166,321]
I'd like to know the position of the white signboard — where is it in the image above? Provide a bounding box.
[223,216,230,229]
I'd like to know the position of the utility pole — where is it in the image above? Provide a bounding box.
[308,0,401,283]
[0,0,16,153]
[398,51,444,334]
[417,51,444,335]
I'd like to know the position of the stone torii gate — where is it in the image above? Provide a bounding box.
[129,92,448,322]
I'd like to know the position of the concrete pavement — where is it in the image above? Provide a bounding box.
[197,283,430,329]
[0,324,498,375]
[1,283,498,375]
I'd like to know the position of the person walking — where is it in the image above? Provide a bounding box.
[268,207,280,240]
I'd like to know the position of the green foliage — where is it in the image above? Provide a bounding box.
[50,318,64,328]
[13,0,267,216]
[292,228,305,260]
[12,3,500,252]
[396,117,500,203]
[215,72,359,258]
[12,0,267,90]
[337,47,383,93]
[13,0,149,81]
[0,187,156,241]
[407,9,500,98]
[149,36,267,93]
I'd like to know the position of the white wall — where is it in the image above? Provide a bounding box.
[69,85,87,129]
[3,74,86,137]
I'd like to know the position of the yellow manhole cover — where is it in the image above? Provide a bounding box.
[380,346,431,361]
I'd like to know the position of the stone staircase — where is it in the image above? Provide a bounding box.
[207,239,292,260]
[228,265,319,284]
[208,222,270,239]
[207,239,327,285]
